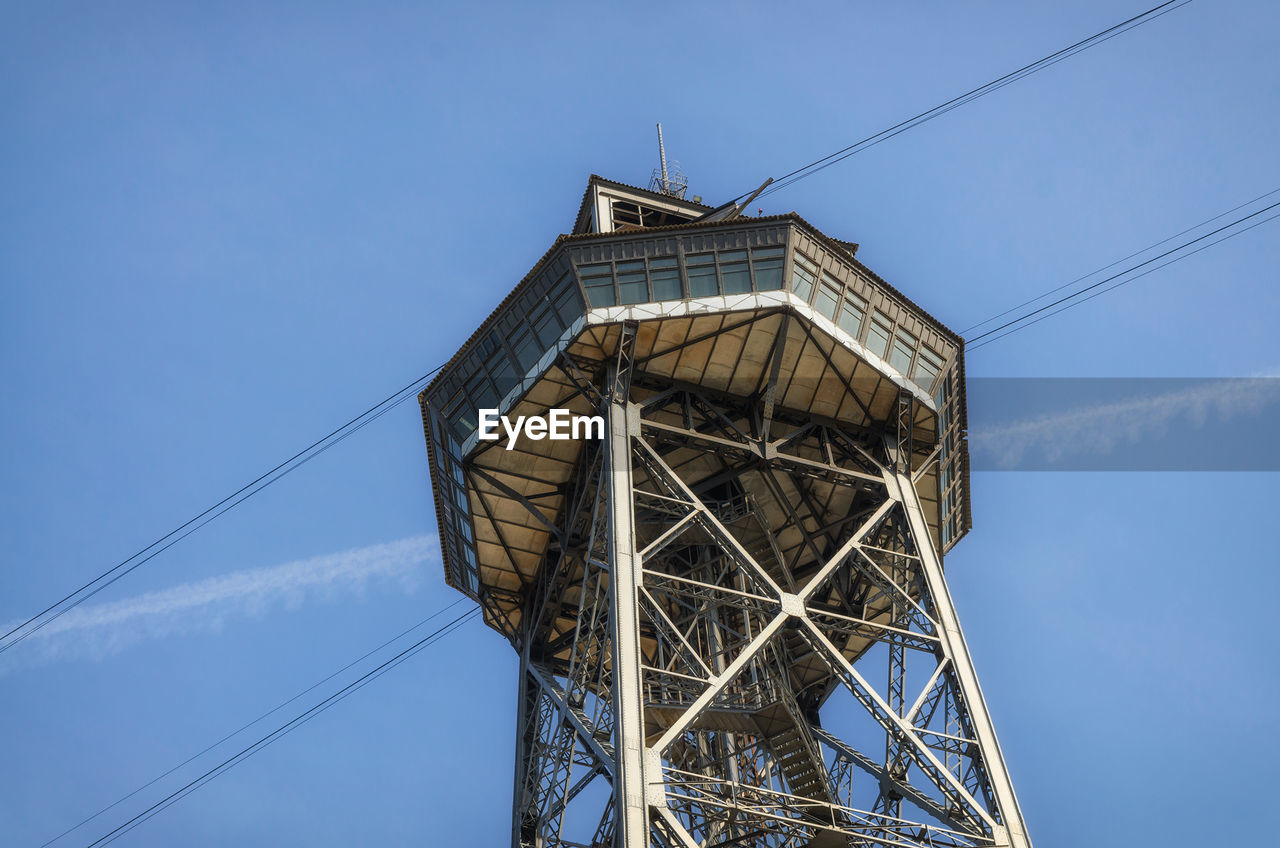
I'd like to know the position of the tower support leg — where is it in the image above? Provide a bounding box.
[606,396,651,846]
[888,463,1031,848]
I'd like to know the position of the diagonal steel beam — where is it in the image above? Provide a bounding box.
[885,463,1030,848]
[527,664,616,770]
[634,435,785,599]
[800,616,997,833]
[651,613,788,753]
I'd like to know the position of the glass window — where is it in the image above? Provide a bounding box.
[719,250,750,294]
[838,293,866,337]
[867,313,892,358]
[584,281,615,306]
[552,274,582,325]
[486,348,518,396]
[816,280,840,320]
[512,328,540,371]
[890,329,917,374]
[686,253,718,297]
[532,307,559,348]
[912,347,942,392]
[650,257,681,300]
[465,368,498,411]
[751,247,784,290]
[617,260,648,304]
[447,397,476,441]
[792,254,817,302]
[580,263,615,307]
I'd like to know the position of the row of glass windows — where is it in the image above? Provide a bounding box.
[429,414,480,593]
[792,252,944,393]
[439,271,583,447]
[434,246,945,450]
[427,266,592,597]
[578,246,785,308]
[933,371,965,550]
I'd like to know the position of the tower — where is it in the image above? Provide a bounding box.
[419,175,1031,847]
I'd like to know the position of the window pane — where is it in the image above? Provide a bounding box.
[913,358,939,392]
[688,267,717,297]
[792,254,817,301]
[580,263,613,307]
[815,283,840,319]
[720,260,750,294]
[838,300,864,336]
[553,277,582,325]
[618,270,648,304]
[650,257,678,270]
[687,254,718,297]
[466,369,498,410]
[752,247,784,290]
[890,334,915,374]
[584,280,615,307]
[532,308,559,348]
[867,316,892,358]
[512,329,540,370]
[618,281,648,304]
[449,403,476,441]
[487,349,518,395]
[913,348,942,392]
[651,267,682,300]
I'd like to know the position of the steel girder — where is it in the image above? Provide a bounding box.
[504,356,1028,848]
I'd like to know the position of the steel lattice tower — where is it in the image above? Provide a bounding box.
[420,176,1031,848]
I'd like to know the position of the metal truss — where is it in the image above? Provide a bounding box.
[502,341,1029,847]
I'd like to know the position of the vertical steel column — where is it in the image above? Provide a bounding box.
[890,466,1031,848]
[511,657,538,848]
[606,392,650,846]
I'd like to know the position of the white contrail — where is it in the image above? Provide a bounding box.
[0,535,436,672]
[968,376,1280,468]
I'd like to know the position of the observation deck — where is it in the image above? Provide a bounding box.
[420,176,970,642]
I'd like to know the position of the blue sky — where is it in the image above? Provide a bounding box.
[2,1,1277,845]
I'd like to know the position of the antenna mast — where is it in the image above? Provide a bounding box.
[649,123,688,199]
[657,123,670,193]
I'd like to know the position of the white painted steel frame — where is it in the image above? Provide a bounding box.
[505,377,1030,848]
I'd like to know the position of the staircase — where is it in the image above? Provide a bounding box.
[752,700,834,808]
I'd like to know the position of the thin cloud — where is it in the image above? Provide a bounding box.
[1,535,436,673]
[968,376,1280,469]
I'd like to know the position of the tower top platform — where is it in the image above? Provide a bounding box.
[420,175,970,640]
